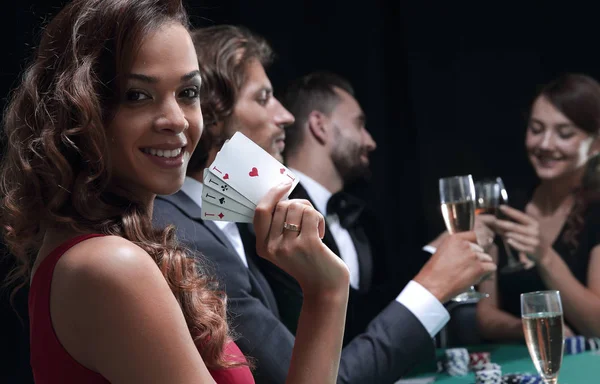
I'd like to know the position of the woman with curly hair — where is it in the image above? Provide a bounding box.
[0,0,350,382]
[477,73,600,341]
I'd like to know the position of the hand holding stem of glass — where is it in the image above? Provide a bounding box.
[521,290,565,384]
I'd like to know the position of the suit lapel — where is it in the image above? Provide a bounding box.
[236,223,280,313]
[157,192,280,312]
[236,223,266,279]
[289,184,341,256]
[290,183,374,292]
[157,192,236,252]
[202,220,238,252]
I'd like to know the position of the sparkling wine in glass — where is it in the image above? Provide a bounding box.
[475,178,501,216]
[439,174,488,302]
[521,290,565,384]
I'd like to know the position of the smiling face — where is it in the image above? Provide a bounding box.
[526,96,597,182]
[328,87,377,183]
[225,59,294,162]
[105,22,202,200]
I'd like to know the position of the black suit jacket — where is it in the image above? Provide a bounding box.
[153,190,435,384]
[250,184,410,339]
[153,192,292,383]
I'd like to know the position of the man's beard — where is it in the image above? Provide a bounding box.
[331,144,371,185]
[331,125,372,184]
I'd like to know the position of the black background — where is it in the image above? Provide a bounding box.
[3,1,600,382]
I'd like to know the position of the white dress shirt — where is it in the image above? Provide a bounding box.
[290,168,450,337]
[290,169,361,290]
[180,177,249,268]
[422,245,437,254]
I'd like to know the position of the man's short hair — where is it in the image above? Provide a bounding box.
[279,71,354,158]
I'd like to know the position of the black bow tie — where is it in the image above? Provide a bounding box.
[326,191,365,229]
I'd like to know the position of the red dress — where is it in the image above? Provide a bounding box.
[29,234,255,383]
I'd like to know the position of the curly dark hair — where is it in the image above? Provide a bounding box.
[187,25,274,173]
[0,0,237,369]
[533,73,600,253]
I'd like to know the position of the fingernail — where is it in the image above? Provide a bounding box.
[279,181,293,188]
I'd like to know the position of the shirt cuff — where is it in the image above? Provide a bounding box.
[422,245,437,254]
[396,280,450,337]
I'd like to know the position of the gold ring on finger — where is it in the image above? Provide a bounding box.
[283,222,301,232]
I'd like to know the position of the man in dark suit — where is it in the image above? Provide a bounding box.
[257,71,439,342]
[153,25,496,383]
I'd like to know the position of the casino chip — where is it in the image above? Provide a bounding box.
[501,373,521,383]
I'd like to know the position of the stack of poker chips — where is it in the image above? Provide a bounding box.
[501,374,522,384]
[443,348,470,376]
[565,335,587,355]
[564,335,600,355]
[442,348,544,383]
[469,352,491,370]
[473,362,502,384]
[474,369,502,384]
[586,337,600,352]
[502,374,543,383]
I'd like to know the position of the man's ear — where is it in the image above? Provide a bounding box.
[307,110,329,145]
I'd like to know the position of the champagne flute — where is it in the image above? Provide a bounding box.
[439,174,488,302]
[495,177,527,274]
[521,290,565,384]
[475,178,501,215]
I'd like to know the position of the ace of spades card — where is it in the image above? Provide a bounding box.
[201,132,300,222]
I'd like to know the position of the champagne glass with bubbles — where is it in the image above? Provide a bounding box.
[521,290,565,384]
[439,174,488,302]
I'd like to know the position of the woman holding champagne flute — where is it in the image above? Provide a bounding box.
[476,73,600,342]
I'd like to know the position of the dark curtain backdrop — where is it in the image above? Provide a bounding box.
[2,1,600,382]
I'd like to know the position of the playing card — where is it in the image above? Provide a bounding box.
[207,132,300,205]
[203,168,256,210]
[201,184,255,217]
[201,200,253,223]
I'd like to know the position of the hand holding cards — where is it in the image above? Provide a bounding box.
[201,132,300,222]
